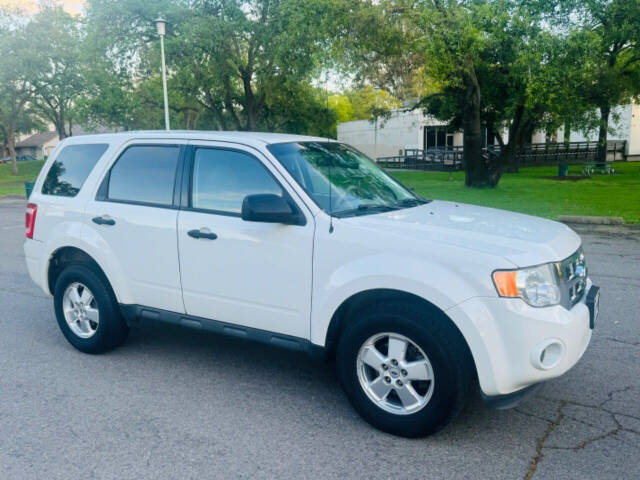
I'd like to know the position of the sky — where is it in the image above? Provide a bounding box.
[0,0,85,15]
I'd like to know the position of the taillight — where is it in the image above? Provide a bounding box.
[25,203,37,239]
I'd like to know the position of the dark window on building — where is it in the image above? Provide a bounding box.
[425,127,436,149]
[107,145,180,206]
[446,134,454,147]
[191,148,283,214]
[42,144,109,197]
[424,126,455,149]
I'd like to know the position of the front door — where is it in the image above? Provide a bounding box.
[177,143,314,339]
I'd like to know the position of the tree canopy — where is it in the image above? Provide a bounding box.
[0,0,638,186]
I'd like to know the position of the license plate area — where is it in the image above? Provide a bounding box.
[586,286,600,329]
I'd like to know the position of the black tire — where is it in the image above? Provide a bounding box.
[336,300,475,437]
[53,264,129,354]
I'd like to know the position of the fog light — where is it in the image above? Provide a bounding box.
[531,339,564,370]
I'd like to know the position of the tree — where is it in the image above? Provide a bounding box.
[0,9,34,175]
[569,0,640,165]
[347,86,402,121]
[24,6,86,139]
[84,0,342,133]
[328,94,353,123]
[415,1,492,186]
[332,0,425,102]
[411,1,591,185]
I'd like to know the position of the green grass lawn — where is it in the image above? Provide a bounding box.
[2,159,639,223]
[392,162,640,224]
[0,160,46,196]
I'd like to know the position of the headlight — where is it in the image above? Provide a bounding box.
[493,263,561,307]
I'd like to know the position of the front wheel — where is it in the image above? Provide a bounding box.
[337,301,474,437]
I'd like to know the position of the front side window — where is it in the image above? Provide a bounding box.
[42,144,109,197]
[267,142,423,217]
[107,145,180,206]
[191,148,283,214]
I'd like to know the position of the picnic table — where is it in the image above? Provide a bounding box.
[582,162,615,176]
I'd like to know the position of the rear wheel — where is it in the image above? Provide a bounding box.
[337,301,474,437]
[53,264,129,353]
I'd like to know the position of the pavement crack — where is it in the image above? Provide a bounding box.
[603,337,640,347]
[524,401,566,480]
[548,428,620,451]
[514,409,554,424]
[523,388,640,479]
[599,386,635,408]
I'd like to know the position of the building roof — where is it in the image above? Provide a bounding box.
[16,132,58,148]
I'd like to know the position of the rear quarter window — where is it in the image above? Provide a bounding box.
[41,144,109,197]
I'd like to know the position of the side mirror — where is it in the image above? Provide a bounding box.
[241,194,302,225]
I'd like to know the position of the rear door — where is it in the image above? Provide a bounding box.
[176,142,314,339]
[83,140,186,313]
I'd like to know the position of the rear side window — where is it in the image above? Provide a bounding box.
[106,145,180,206]
[42,144,109,197]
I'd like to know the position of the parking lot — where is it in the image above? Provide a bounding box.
[1,199,638,479]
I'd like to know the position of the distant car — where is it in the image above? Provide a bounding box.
[24,131,599,437]
[0,154,38,163]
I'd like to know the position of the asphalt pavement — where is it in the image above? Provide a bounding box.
[1,199,638,479]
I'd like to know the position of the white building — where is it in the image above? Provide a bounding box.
[338,103,640,161]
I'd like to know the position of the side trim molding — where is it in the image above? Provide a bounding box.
[119,304,327,361]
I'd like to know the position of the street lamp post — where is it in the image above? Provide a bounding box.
[373,86,379,160]
[155,17,170,130]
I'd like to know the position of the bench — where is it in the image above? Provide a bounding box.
[582,162,615,176]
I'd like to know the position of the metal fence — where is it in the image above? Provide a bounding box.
[377,147,464,171]
[376,140,627,171]
[509,140,626,165]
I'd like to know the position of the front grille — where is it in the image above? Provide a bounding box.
[556,248,587,308]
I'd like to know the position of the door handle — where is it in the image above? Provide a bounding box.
[92,215,115,226]
[188,228,217,240]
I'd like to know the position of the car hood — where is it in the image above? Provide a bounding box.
[343,200,581,267]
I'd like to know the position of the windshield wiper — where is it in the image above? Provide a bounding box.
[332,204,401,218]
[393,197,430,208]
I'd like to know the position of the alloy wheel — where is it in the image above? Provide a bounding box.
[356,332,435,415]
[62,282,99,339]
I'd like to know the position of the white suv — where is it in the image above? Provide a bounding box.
[24,131,599,437]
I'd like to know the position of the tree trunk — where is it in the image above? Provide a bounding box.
[55,112,68,140]
[498,103,525,172]
[596,104,610,167]
[242,74,258,132]
[7,133,18,175]
[462,99,483,187]
[462,61,497,187]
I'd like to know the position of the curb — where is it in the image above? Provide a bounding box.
[558,215,624,225]
[0,195,26,205]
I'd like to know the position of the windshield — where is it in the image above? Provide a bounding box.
[267,142,426,217]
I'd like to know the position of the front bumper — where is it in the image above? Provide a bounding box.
[482,382,545,410]
[446,280,594,397]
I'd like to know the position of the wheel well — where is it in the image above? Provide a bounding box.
[324,289,475,369]
[47,247,111,296]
